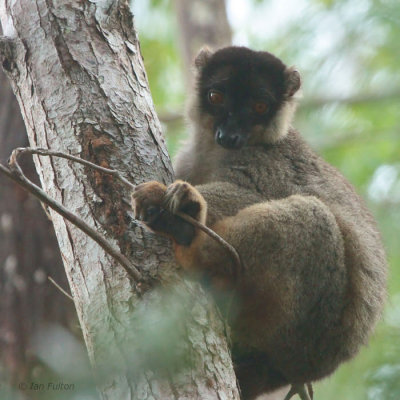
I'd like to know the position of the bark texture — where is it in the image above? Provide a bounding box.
[0,1,239,399]
[0,65,77,386]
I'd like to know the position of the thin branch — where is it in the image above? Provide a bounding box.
[0,155,142,282]
[175,211,242,271]
[48,276,74,301]
[11,147,244,271]
[12,147,136,189]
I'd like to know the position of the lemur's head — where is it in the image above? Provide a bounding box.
[193,46,301,150]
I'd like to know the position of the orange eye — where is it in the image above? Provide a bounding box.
[208,90,224,105]
[253,102,268,114]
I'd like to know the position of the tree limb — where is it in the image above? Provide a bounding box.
[2,146,243,278]
[0,155,143,283]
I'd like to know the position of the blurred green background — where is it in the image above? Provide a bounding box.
[133,0,400,399]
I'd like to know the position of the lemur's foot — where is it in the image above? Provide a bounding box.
[164,180,207,223]
[132,180,205,245]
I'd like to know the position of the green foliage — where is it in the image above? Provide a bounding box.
[140,36,185,110]
[133,0,184,112]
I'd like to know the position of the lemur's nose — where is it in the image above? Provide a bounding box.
[215,128,245,150]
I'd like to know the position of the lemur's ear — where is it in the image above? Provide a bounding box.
[284,66,301,97]
[194,46,213,70]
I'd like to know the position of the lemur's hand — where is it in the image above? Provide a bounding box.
[132,181,167,227]
[132,180,206,245]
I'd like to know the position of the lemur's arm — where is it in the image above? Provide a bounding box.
[132,180,345,293]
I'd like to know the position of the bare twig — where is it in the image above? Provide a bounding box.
[0,153,142,282]
[9,147,243,271]
[12,147,136,189]
[48,276,74,301]
[175,211,242,271]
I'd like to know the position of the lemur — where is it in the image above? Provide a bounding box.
[132,46,387,400]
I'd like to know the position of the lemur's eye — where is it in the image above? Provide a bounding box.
[208,90,224,105]
[253,102,268,114]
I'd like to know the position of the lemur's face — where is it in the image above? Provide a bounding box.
[197,47,300,149]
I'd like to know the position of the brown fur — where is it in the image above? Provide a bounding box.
[132,47,387,399]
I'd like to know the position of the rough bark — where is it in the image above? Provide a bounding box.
[0,62,77,386]
[0,1,239,399]
[173,0,232,87]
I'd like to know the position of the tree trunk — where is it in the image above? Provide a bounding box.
[0,62,77,387]
[0,1,239,399]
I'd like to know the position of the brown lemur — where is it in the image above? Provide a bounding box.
[132,46,387,399]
